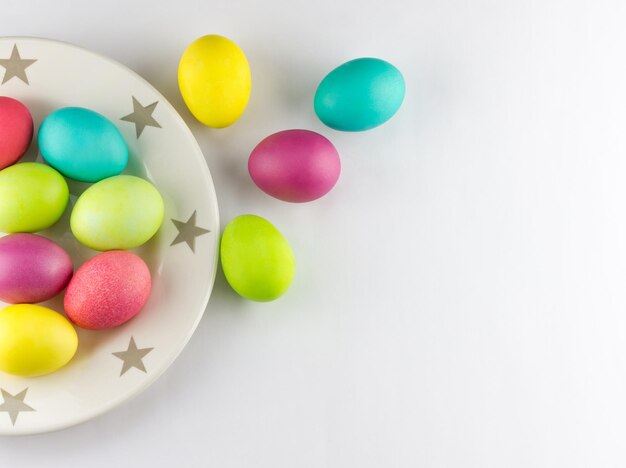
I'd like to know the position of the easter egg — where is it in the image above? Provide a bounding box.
[178,35,251,128]
[0,162,69,233]
[248,129,340,203]
[70,175,164,251]
[220,215,295,301]
[0,234,73,303]
[38,107,128,182]
[64,251,151,330]
[0,304,78,377]
[314,58,405,131]
[0,96,33,170]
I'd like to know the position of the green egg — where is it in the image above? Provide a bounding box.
[220,215,295,302]
[71,175,164,251]
[0,162,69,233]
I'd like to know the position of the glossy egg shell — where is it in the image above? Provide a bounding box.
[248,129,341,203]
[314,57,405,131]
[220,215,295,301]
[0,233,73,303]
[0,96,33,170]
[178,35,251,128]
[0,162,69,233]
[70,175,164,251]
[0,304,78,377]
[38,107,128,182]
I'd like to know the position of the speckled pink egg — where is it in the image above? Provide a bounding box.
[64,251,151,330]
[248,129,341,202]
[0,97,33,170]
[0,233,73,303]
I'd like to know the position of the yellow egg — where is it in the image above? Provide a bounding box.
[178,35,251,128]
[0,304,78,377]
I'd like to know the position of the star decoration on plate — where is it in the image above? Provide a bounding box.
[0,388,35,426]
[112,337,154,376]
[0,44,37,85]
[121,96,161,138]
[171,211,210,253]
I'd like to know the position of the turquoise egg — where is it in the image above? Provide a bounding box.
[314,58,405,132]
[38,107,128,182]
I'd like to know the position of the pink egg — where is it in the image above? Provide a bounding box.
[248,129,341,202]
[0,97,33,170]
[0,234,73,303]
[64,251,151,330]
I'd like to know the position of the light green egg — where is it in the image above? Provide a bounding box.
[220,214,295,302]
[0,162,69,233]
[71,175,164,251]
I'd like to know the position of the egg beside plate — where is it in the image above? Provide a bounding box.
[178,34,251,128]
[314,57,405,131]
[220,215,295,302]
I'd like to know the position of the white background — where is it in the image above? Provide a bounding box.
[2,0,626,466]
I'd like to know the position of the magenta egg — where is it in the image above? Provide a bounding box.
[248,129,341,202]
[0,234,73,303]
[0,97,33,170]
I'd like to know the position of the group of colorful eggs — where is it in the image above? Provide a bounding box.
[0,34,404,379]
[0,98,163,377]
[178,35,405,301]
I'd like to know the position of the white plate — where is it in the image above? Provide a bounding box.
[0,37,219,435]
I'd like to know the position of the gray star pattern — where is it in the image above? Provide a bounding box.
[0,44,36,84]
[121,96,161,137]
[171,211,210,253]
[112,337,154,376]
[0,388,35,426]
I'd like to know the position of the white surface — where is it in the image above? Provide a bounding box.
[2,0,626,466]
[0,37,219,435]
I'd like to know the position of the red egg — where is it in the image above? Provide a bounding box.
[64,251,151,330]
[0,97,33,169]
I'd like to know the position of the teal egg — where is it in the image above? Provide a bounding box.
[314,58,405,132]
[38,107,128,182]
